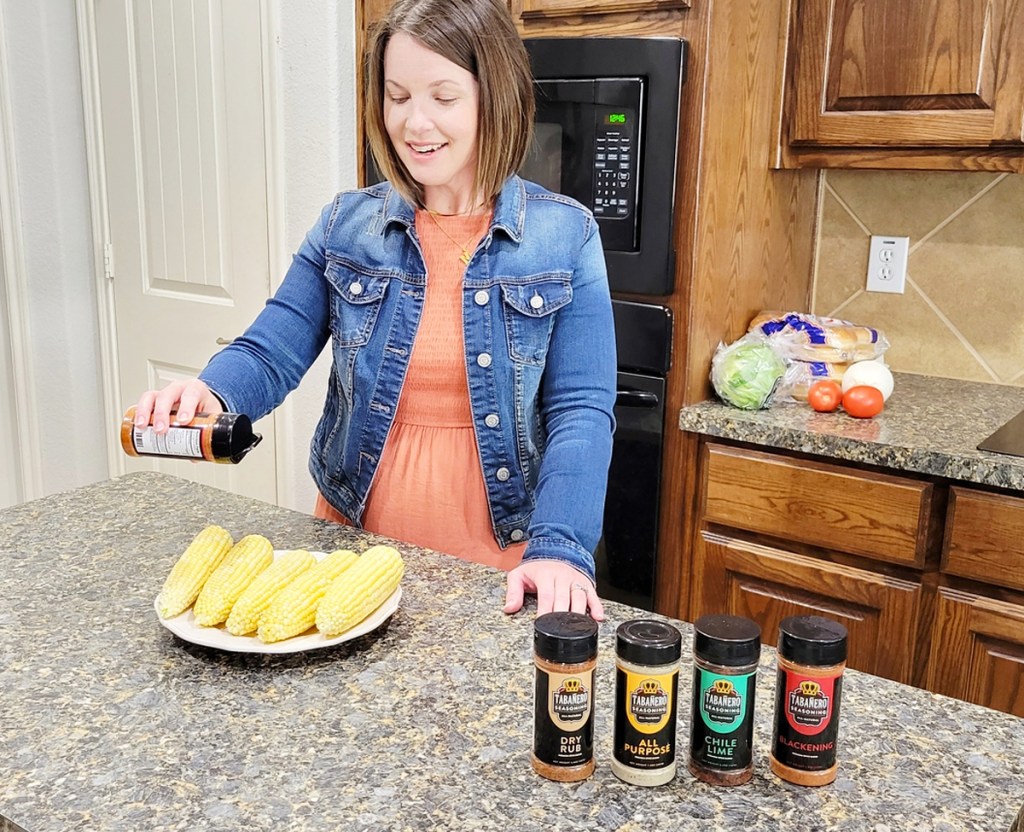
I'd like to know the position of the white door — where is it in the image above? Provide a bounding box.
[93,0,277,503]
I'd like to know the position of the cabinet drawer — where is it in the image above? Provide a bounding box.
[702,444,933,566]
[944,487,1024,591]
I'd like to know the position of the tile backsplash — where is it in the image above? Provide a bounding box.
[812,170,1024,387]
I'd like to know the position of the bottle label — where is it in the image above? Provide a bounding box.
[613,667,678,770]
[132,426,203,459]
[534,667,594,767]
[771,668,842,771]
[689,666,756,771]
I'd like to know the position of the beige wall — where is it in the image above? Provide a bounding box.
[811,170,1024,387]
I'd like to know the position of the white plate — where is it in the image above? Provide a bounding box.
[154,550,402,654]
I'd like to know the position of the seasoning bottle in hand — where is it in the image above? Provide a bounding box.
[121,406,261,464]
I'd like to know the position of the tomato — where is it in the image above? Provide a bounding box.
[842,385,885,419]
[807,380,843,412]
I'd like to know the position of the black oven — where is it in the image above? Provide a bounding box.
[522,37,687,295]
[594,300,672,611]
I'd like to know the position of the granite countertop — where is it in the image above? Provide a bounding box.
[2,472,1023,831]
[679,372,1024,490]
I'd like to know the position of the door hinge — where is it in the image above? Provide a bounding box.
[103,242,115,280]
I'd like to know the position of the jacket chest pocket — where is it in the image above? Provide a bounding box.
[500,276,573,366]
[325,259,390,348]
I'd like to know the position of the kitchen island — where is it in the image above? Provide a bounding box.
[1,472,1022,831]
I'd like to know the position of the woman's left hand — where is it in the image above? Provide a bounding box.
[503,561,605,621]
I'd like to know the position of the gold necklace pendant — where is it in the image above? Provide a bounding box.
[427,209,480,266]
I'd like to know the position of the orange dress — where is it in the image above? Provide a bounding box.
[314,209,527,571]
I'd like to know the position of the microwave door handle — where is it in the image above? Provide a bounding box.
[615,387,659,408]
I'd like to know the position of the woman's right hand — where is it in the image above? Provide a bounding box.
[134,378,223,434]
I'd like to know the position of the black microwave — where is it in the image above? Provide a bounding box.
[523,37,687,295]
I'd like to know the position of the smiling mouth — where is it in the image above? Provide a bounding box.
[408,142,447,155]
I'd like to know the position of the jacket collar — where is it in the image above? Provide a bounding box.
[378,175,526,244]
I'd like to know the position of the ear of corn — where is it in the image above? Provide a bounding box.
[192,534,274,626]
[156,525,234,619]
[315,545,404,637]
[224,549,317,636]
[257,549,359,643]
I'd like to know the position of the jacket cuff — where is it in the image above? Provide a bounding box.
[521,536,596,585]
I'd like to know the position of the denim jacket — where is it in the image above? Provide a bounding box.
[200,175,616,583]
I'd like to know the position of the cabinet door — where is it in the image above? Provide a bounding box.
[691,531,922,683]
[787,0,1024,147]
[926,588,1024,717]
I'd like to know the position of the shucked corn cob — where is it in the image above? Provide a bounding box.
[225,549,316,636]
[257,549,359,643]
[316,545,404,637]
[156,525,234,619]
[192,534,274,626]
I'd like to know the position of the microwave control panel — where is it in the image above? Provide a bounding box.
[593,109,637,220]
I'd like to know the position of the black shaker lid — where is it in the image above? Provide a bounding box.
[777,615,848,666]
[534,612,598,664]
[210,412,262,463]
[693,614,761,667]
[616,619,682,666]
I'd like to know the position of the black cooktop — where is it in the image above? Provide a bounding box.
[978,408,1024,458]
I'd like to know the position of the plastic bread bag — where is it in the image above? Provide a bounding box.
[710,334,790,410]
[747,311,889,363]
[777,360,849,402]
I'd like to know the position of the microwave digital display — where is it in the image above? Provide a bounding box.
[605,112,628,125]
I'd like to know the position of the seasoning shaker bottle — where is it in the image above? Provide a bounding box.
[531,612,598,782]
[770,615,848,787]
[688,614,761,786]
[121,406,261,464]
[611,619,682,787]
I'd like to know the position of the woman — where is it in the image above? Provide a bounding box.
[133,0,617,621]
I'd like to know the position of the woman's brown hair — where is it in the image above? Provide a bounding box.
[364,0,535,208]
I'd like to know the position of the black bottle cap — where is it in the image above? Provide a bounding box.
[210,413,262,463]
[616,619,682,666]
[693,614,762,667]
[534,612,598,664]
[777,615,848,667]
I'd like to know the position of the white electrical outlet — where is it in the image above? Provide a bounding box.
[866,235,909,294]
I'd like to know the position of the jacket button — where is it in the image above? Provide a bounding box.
[474,290,489,306]
[484,413,499,428]
[510,529,524,541]
[496,467,510,481]
[476,352,492,368]
[530,294,543,309]
[349,281,363,296]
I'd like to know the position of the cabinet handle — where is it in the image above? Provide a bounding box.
[615,388,659,408]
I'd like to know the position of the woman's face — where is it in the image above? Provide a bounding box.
[383,32,480,207]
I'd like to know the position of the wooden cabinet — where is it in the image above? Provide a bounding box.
[778,0,1024,171]
[515,0,688,22]
[943,487,1024,592]
[703,444,934,567]
[692,531,922,683]
[927,589,1024,716]
[691,442,931,684]
[688,439,1024,715]
[927,485,1024,715]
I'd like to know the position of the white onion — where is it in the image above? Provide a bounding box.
[841,360,894,401]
